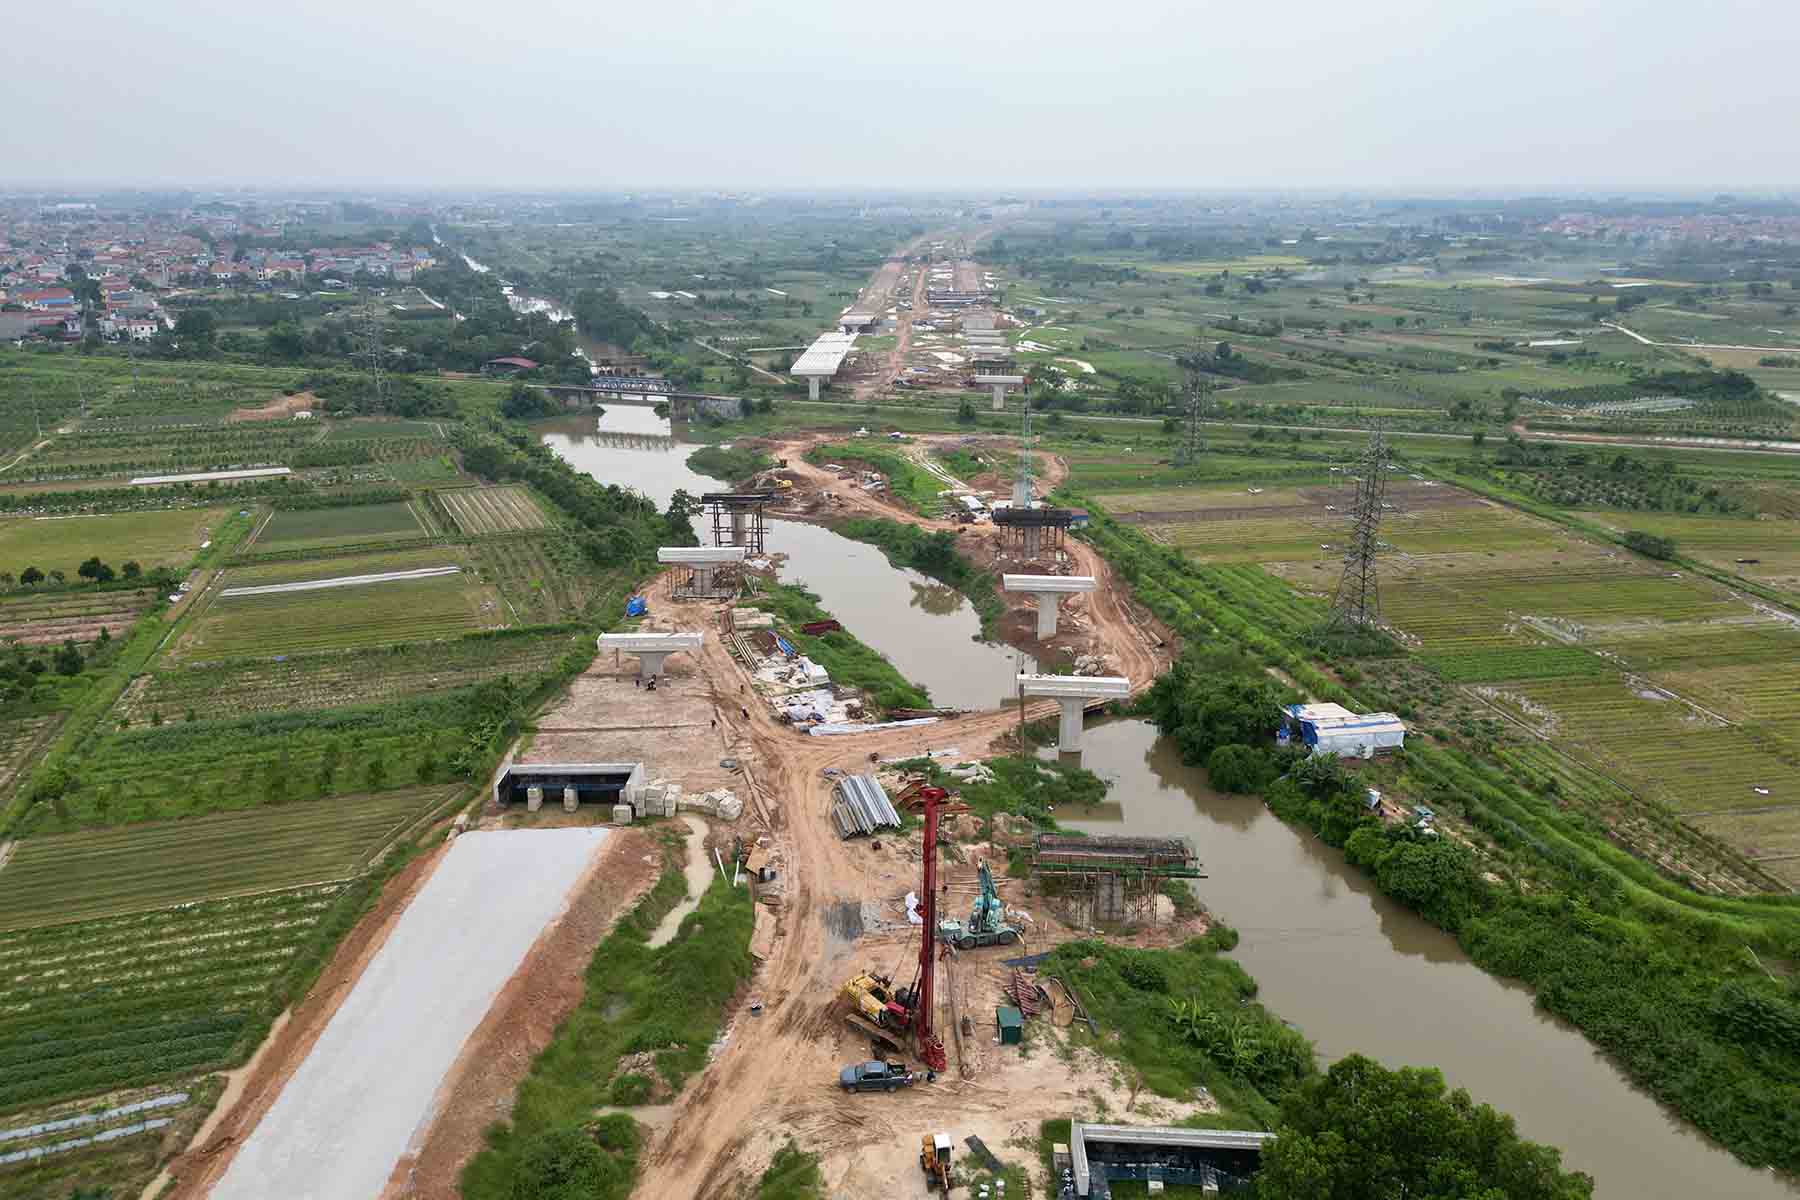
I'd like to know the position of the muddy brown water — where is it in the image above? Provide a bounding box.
[540,412,1028,710]
[1052,718,1795,1200]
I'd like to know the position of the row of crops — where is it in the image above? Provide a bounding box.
[0,886,347,1112]
[180,573,493,659]
[0,786,453,928]
[436,485,548,535]
[121,629,581,720]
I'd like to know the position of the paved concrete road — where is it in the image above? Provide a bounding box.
[211,828,609,1200]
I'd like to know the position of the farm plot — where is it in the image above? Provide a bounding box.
[0,715,61,802]
[176,570,498,659]
[0,885,348,1113]
[1691,807,1800,885]
[473,534,622,624]
[1576,511,1800,599]
[0,507,228,577]
[119,630,581,720]
[43,693,475,830]
[0,589,155,645]
[253,501,426,551]
[437,485,547,535]
[1510,676,1794,815]
[0,785,454,930]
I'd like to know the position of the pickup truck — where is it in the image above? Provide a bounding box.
[839,1059,917,1093]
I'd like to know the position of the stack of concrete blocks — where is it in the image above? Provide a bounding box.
[636,779,681,819]
[678,787,744,822]
[611,803,634,824]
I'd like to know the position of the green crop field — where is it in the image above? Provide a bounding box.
[0,507,228,576]
[438,485,548,534]
[0,884,349,1113]
[1576,511,1800,599]
[0,786,454,930]
[178,571,496,659]
[121,629,581,719]
[255,501,427,550]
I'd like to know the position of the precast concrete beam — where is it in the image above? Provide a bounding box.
[597,632,704,678]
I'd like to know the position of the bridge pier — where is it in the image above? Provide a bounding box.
[1018,674,1132,754]
[597,633,705,680]
[807,376,821,401]
[1002,575,1099,639]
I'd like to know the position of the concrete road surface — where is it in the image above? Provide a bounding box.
[211,828,609,1200]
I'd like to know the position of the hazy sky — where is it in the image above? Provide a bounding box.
[4,0,1794,190]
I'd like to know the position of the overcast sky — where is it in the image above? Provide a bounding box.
[3,0,1794,191]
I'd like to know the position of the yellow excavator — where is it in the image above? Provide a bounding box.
[843,970,911,1028]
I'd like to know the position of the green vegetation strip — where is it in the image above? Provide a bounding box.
[744,580,930,711]
[459,841,754,1200]
[686,444,776,485]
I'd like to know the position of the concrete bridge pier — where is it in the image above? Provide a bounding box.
[1018,673,1132,754]
[1002,574,1098,639]
[597,632,705,680]
[977,372,1025,413]
[658,546,747,597]
[807,376,821,400]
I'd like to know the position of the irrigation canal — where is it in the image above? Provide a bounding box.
[541,407,1795,1198]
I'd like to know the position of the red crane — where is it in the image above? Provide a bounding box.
[909,795,948,1072]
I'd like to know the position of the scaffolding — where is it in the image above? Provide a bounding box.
[1031,834,1205,925]
[702,492,776,556]
[993,505,1073,559]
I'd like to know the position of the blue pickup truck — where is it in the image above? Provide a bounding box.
[838,1059,918,1093]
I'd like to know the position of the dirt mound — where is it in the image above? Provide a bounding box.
[227,392,315,422]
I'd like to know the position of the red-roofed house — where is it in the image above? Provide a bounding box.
[17,287,75,310]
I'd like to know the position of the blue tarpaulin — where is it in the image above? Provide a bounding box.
[625,596,647,617]
[774,635,796,657]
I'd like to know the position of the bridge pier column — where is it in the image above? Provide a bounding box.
[807,376,821,401]
[1056,698,1087,754]
[637,651,674,680]
[730,510,748,546]
[1021,524,1042,559]
[1032,592,1060,639]
[992,384,1008,412]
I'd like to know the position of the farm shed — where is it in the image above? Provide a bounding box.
[1282,702,1406,758]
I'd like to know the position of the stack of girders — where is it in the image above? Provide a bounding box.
[831,773,900,838]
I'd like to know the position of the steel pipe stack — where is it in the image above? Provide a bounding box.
[830,774,901,838]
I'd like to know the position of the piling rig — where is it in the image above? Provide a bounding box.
[909,795,949,1072]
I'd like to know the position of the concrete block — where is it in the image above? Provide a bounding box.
[611,803,635,824]
[716,793,743,821]
[563,786,579,813]
[1147,1182,1165,1196]
[526,785,543,813]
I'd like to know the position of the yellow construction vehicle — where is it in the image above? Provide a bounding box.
[920,1132,956,1191]
[843,971,910,1028]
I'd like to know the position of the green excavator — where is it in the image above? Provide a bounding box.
[938,859,1020,950]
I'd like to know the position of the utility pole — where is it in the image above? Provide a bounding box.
[1328,425,1390,630]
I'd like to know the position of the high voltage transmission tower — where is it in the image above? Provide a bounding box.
[355,295,388,411]
[1328,426,1391,630]
[1174,335,1211,467]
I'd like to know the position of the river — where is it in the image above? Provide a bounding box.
[1054,718,1795,1200]
[537,409,1024,710]
[537,410,1790,1197]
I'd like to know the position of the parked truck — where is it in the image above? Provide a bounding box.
[838,1059,918,1093]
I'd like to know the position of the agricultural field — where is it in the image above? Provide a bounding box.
[0,785,455,930]
[252,500,428,552]
[0,507,229,577]
[0,884,350,1113]
[176,569,499,659]
[1575,511,1800,601]
[0,588,156,645]
[472,534,624,624]
[437,484,548,534]
[118,629,582,721]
